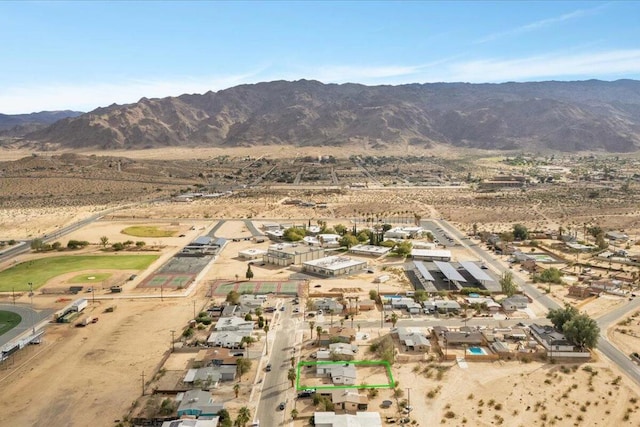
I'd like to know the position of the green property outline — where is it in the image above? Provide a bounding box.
[295,360,395,390]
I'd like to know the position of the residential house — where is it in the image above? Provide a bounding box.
[529,324,576,352]
[327,343,359,360]
[434,300,461,313]
[319,327,356,346]
[161,419,219,427]
[314,411,382,427]
[207,330,252,348]
[318,363,357,385]
[176,389,224,418]
[330,390,369,412]
[394,327,431,352]
[183,365,237,387]
[501,295,529,311]
[213,317,255,331]
[568,285,596,298]
[357,299,376,311]
[390,297,421,314]
[606,231,629,241]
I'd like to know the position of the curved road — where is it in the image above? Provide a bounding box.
[0,304,52,348]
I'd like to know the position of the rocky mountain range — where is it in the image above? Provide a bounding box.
[22,79,640,152]
[0,110,83,137]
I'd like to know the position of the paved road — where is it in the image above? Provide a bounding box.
[0,304,53,348]
[435,218,640,386]
[255,301,299,426]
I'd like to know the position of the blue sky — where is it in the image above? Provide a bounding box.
[1,1,639,113]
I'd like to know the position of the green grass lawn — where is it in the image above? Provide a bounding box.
[68,272,113,283]
[0,311,22,336]
[0,255,158,291]
[121,226,176,238]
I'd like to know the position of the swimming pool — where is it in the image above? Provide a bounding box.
[467,346,488,356]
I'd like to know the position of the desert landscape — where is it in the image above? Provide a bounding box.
[0,148,639,427]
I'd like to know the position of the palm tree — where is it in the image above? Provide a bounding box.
[263,324,270,355]
[329,309,334,327]
[288,368,297,388]
[391,312,399,327]
[309,321,316,340]
[290,356,295,367]
[316,326,323,346]
[233,383,240,398]
[236,406,251,427]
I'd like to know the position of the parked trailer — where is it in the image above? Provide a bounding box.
[71,298,88,312]
[76,316,94,327]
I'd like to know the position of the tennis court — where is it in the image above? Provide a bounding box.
[208,279,304,296]
[139,274,195,289]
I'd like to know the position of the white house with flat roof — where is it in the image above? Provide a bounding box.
[214,317,255,331]
[411,249,451,261]
[384,226,423,240]
[207,330,252,348]
[349,244,392,256]
[314,411,382,427]
[238,248,267,260]
[303,256,367,277]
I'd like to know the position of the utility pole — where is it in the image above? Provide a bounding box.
[193,300,196,319]
[378,283,383,328]
[29,282,35,334]
[170,330,176,352]
[160,283,164,301]
[141,371,145,396]
[407,388,411,410]
[12,287,15,305]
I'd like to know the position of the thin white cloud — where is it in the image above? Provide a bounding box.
[0,72,261,114]
[433,49,640,83]
[475,4,608,44]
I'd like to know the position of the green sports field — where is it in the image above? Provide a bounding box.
[121,226,176,237]
[0,255,158,292]
[0,311,22,336]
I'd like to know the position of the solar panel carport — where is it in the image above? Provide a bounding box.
[459,261,501,292]
[433,261,467,282]
[411,261,438,292]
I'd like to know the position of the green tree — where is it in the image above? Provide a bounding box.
[535,267,563,284]
[51,241,62,250]
[245,264,254,280]
[233,383,240,398]
[499,271,517,297]
[413,290,427,302]
[547,304,579,330]
[288,368,297,387]
[241,336,255,348]
[587,226,603,239]
[339,234,358,249]
[369,289,378,302]
[316,326,323,346]
[595,233,608,250]
[244,313,253,321]
[357,230,371,243]
[472,223,478,236]
[236,357,252,381]
[309,320,315,340]
[393,241,412,257]
[235,406,251,427]
[513,224,528,240]
[30,238,44,251]
[218,409,232,427]
[226,290,240,304]
[135,241,146,248]
[283,227,306,242]
[291,408,299,419]
[334,224,347,236]
[390,312,399,327]
[563,313,600,349]
[99,236,109,248]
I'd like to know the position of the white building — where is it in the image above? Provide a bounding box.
[238,248,267,260]
[207,330,253,348]
[314,412,382,427]
[349,244,392,256]
[411,249,451,261]
[384,226,423,240]
[214,317,255,331]
[303,256,367,277]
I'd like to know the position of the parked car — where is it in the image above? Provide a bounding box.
[293,308,299,313]
[277,402,285,411]
[266,364,272,372]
